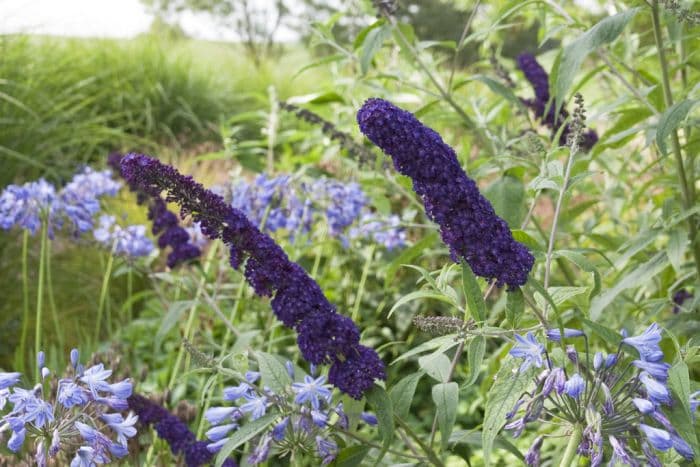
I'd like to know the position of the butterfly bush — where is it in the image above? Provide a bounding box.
[119,154,385,398]
[229,173,406,250]
[0,349,136,466]
[0,168,120,237]
[109,153,201,268]
[357,98,534,287]
[127,394,238,467]
[506,324,694,465]
[204,365,376,465]
[516,53,598,151]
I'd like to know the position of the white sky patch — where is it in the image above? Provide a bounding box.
[0,0,299,41]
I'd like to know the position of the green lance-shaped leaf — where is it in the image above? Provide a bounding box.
[506,288,524,328]
[365,386,395,451]
[389,372,424,419]
[465,335,486,387]
[589,251,668,320]
[333,445,371,467]
[656,99,698,155]
[483,358,535,466]
[256,351,292,394]
[461,261,486,322]
[667,362,700,458]
[215,412,278,467]
[554,8,639,110]
[432,382,459,452]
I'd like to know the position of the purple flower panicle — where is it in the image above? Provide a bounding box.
[516,53,598,151]
[357,98,534,288]
[109,153,201,268]
[120,154,385,398]
[128,394,237,467]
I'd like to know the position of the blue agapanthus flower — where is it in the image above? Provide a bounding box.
[204,362,376,465]
[93,215,154,258]
[509,332,545,372]
[0,179,57,235]
[0,168,121,237]
[228,173,406,250]
[0,349,136,465]
[505,324,694,465]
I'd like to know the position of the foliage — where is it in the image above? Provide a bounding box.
[1,0,699,465]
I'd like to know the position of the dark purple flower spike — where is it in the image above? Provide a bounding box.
[357,98,535,288]
[120,154,385,398]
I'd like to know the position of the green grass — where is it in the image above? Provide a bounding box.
[0,34,329,186]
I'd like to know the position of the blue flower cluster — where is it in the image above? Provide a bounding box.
[127,394,238,467]
[516,53,598,151]
[120,154,386,398]
[205,365,377,465]
[506,324,695,465]
[109,153,201,268]
[0,168,121,236]
[0,349,136,466]
[229,173,406,250]
[94,215,154,259]
[357,98,535,287]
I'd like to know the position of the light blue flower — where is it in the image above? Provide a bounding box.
[671,433,694,460]
[271,417,289,441]
[545,328,585,342]
[206,437,229,453]
[310,409,328,427]
[639,372,671,405]
[315,435,338,465]
[57,382,89,409]
[245,371,261,384]
[70,446,97,467]
[291,375,332,410]
[223,383,251,401]
[632,398,655,414]
[247,433,272,465]
[509,333,544,372]
[8,426,26,452]
[240,393,268,420]
[0,372,21,390]
[622,323,663,362]
[360,412,378,426]
[101,412,138,445]
[640,424,672,451]
[79,364,113,395]
[205,406,239,425]
[632,360,670,382]
[107,379,132,399]
[205,423,238,442]
[564,373,585,399]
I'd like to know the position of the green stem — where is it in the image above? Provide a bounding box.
[386,15,496,154]
[651,0,700,279]
[19,230,30,373]
[543,142,578,320]
[395,416,445,467]
[351,245,375,323]
[45,236,64,353]
[94,251,115,343]
[126,266,133,323]
[34,222,48,380]
[560,424,583,466]
[168,241,219,390]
